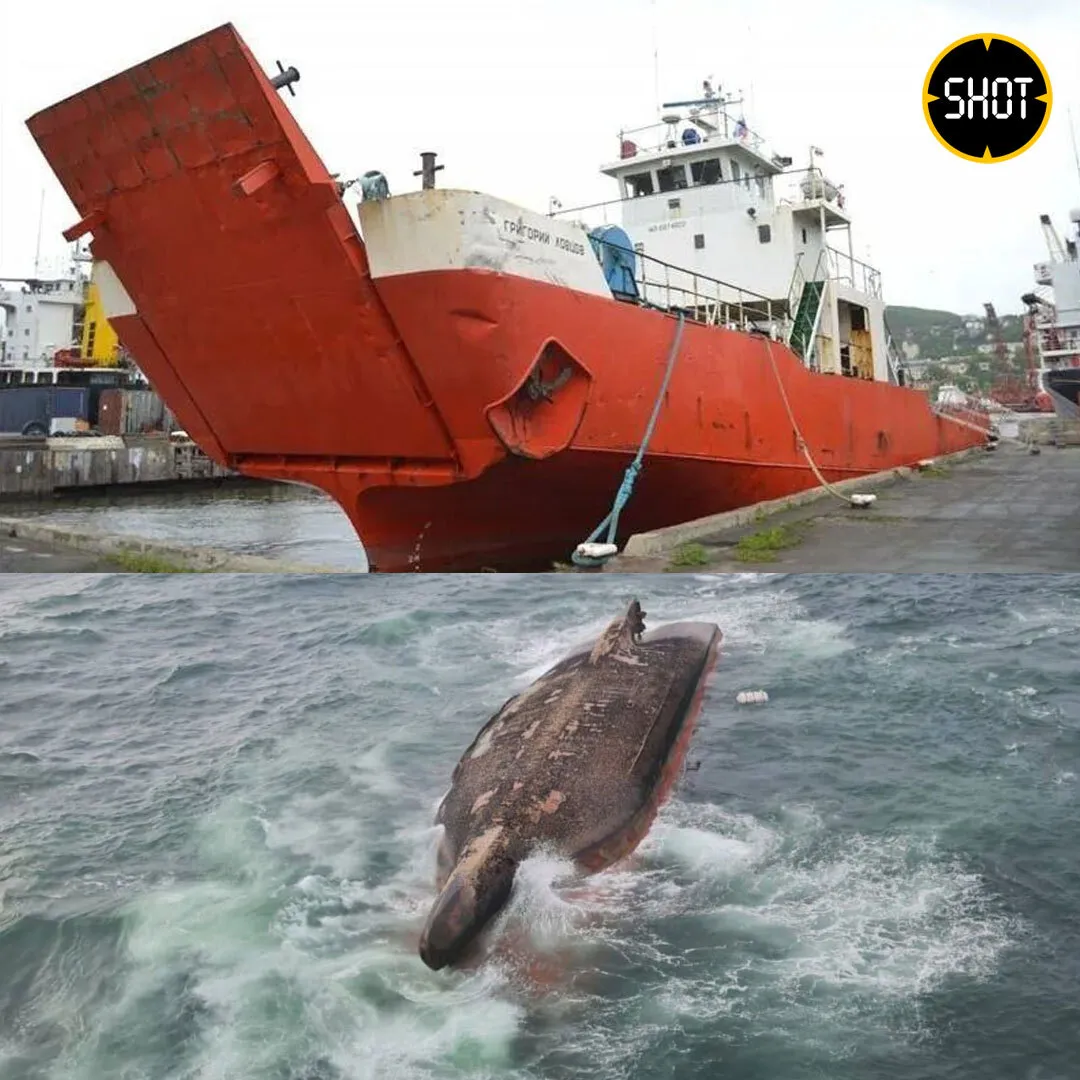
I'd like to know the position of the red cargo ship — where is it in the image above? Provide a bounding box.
[26,24,988,570]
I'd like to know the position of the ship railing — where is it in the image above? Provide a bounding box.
[884,336,904,385]
[599,241,779,332]
[824,245,881,298]
[774,166,848,213]
[615,109,775,164]
[1038,327,1080,354]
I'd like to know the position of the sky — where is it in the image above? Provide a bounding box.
[1,0,1078,316]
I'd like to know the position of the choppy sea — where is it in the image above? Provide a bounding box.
[1,573,1078,1079]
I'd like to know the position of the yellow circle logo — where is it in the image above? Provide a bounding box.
[923,34,1052,163]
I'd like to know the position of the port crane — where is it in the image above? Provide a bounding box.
[985,301,1049,411]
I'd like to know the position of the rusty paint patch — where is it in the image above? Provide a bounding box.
[527,788,565,824]
[471,788,498,814]
[540,790,563,813]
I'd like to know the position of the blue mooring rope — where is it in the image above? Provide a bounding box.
[571,312,687,568]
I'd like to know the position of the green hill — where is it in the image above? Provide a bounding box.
[883,304,1027,393]
[885,304,1022,355]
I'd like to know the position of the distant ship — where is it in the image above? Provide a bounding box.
[0,264,149,434]
[1024,212,1080,419]
[24,24,989,570]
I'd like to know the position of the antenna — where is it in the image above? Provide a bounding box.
[1069,106,1080,195]
[651,0,660,114]
[33,189,45,277]
[747,23,756,120]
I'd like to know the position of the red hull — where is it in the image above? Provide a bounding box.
[352,270,985,570]
[26,24,988,572]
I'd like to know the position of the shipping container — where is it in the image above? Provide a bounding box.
[97,388,168,435]
[0,386,90,435]
[96,388,123,435]
[124,389,167,434]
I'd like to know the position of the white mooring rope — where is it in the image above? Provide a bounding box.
[763,338,870,507]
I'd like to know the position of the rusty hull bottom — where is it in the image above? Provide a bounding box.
[323,449,956,572]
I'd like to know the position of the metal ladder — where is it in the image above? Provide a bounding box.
[785,250,827,367]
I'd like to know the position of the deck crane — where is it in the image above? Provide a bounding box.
[1039,214,1068,264]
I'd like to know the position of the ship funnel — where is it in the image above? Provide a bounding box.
[270,61,300,96]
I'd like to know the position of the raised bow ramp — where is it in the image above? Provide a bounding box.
[26,23,458,471]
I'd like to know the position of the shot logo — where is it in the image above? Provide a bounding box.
[923,34,1051,163]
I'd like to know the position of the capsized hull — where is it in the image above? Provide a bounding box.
[26,24,990,572]
[420,600,721,970]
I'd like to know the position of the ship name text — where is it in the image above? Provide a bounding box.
[501,219,586,257]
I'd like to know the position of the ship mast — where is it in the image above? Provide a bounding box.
[1069,107,1080,197]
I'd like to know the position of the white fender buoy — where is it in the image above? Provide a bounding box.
[736,690,769,705]
[575,542,619,560]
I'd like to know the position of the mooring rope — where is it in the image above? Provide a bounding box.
[571,312,686,568]
[931,405,998,440]
[762,337,859,505]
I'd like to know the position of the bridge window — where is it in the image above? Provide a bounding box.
[690,158,722,185]
[626,172,654,197]
[657,164,688,192]
[758,224,772,243]
[694,233,705,249]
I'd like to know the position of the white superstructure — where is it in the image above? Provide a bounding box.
[556,80,897,384]
[0,277,84,365]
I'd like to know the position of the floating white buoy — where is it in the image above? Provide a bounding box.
[736,690,769,705]
[575,542,619,560]
[849,492,877,508]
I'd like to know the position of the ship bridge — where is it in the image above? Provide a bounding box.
[556,81,893,384]
[592,84,858,300]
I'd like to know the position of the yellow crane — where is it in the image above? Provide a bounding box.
[77,270,121,366]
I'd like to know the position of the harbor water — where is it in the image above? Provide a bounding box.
[1,485,369,570]
[1,573,1078,1079]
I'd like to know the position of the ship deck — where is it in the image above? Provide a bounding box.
[607,430,1080,574]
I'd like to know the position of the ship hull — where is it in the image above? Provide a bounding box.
[350,265,987,571]
[351,414,979,573]
[1044,365,1080,419]
[24,23,990,572]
